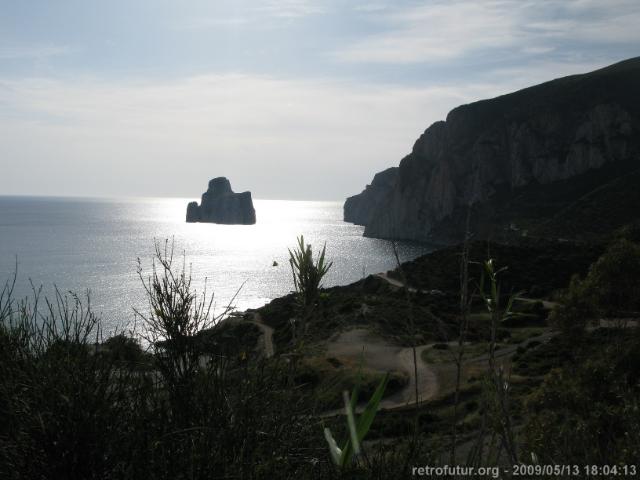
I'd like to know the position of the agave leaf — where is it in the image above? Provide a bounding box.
[338,373,389,466]
[356,372,389,442]
[344,391,361,457]
[349,348,366,411]
[324,427,342,466]
[502,291,524,322]
[531,451,539,465]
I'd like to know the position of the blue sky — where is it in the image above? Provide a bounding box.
[1,0,639,199]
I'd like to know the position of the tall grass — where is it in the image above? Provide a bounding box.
[0,245,325,479]
[477,258,520,465]
[448,220,474,465]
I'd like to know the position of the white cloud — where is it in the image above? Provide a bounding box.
[336,0,640,64]
[521,46,555,55]
[482,58,610,90]
[0,48,622,200]
[0,44,74,60]
[337,1,517,63]
[177,0,324,30]
[257,0,325,18]
[353,3,389,13]
[0,73,507,199]
[178,16,252,30]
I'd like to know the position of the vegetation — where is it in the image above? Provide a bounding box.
[2,232,640,478]
[549,274,594,336]
[550,237,640,335]
[389,238,604,297]
[0,247,323,479]
[581,238,640,315]
[323,373,389,468]
[288,235,333,340]
[296,357,406,410]
[524,329,640,465]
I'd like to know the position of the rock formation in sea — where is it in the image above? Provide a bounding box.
[186,177,256,225]
[344,57,640,243]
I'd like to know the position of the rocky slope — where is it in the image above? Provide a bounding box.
[344,57,640,243]
[186,177,256,225]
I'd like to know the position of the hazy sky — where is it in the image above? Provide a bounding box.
[1,0,639,200]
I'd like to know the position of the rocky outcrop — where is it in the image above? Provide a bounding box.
[186,177,256,225]
[344,57,640,242]
[344,167,398,226]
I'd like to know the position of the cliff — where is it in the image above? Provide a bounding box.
[344,167,398,226]
[186,177,256,225]
[344,57,640,243]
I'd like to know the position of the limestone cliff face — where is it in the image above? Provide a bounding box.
[344,167,398,226]
[186,177,256,225]
[345,57,640,242]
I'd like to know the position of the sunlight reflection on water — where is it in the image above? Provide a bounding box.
[0,196,433,333]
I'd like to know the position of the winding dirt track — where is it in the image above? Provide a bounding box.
[326,328,439,410]
[247,312,275,358]
[245,272,633,414]
[322,272,560,412]
[225,312,275,358]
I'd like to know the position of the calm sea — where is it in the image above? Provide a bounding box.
[0,196,432,333]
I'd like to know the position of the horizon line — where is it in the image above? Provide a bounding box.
[0,193,345,203]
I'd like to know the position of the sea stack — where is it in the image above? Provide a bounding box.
[186,177,256,225]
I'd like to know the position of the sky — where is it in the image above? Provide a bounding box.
[1,0,639,200]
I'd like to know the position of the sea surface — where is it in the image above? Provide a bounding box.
[0,196,432,333]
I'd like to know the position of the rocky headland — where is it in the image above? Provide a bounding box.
[343,167,397,226]
[344,57,640,243]
[186,177,256,225]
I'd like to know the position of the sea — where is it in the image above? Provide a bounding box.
[0,196,432,334]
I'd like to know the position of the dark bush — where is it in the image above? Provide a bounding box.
[101,333,148,365]
[549,274,594,336]
[582,238,640,315]
[525,341,640,465]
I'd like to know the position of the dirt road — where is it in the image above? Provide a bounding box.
[326,328,439,409]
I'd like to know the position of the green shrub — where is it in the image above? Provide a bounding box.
[525,357,640,464]
[101,333,149,366]
[549,274,594,336]
[582,238,640,315]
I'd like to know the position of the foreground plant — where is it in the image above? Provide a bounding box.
[473,259,520,465]
[323,372,389,469]
[0,244,324,480]
[288,235,332,338]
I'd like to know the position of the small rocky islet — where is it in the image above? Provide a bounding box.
[186,177,256,225]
